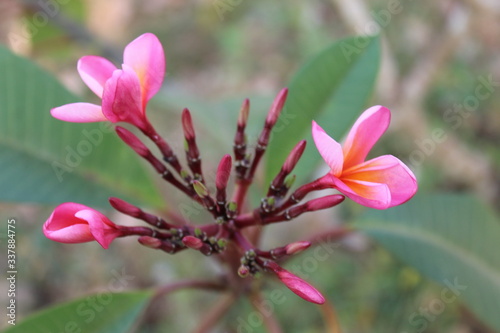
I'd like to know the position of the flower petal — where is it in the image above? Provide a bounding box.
[51,103,107,123]
[44,224,94,244]
[342,105,391,169]
[123,33,165,106]
[43,202,95,243]
[276,268,325,304]
[75,209,120,249]
[331,175,391,209]
[77,55,117,98]
[102,67,146,129]
[312,121,343,176]
[343,155,417,207]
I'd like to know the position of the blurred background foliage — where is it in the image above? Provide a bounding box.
[0,0,499,332]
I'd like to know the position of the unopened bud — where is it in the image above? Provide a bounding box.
[109,197,141,217]
[238,265,250,278]
[285,241,311,255]
[182,235,204,250]
[305,194,345,211]
[265,260,325,304]
[116,126,149,157]
[238,98,250,127]
[192,180,209,197]
[181,108,195,141]
[216,155,232,191]
[265,88,288,126]
[282,140,306,174]
[138,236,162,249]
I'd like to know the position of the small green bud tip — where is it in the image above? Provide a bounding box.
[227,201,238,212]
[194,228,203,237]
[246,249,256,259]
[192,180,209,197]
[180,170,190,179]
[267,196,275,206]
[183,139,189,152]
[217,239,227,248]
[215,216,226,225]
[284,174,296,189]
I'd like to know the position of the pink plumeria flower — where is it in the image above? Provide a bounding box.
[312,105,417,209]
[43,202,122,249]
[51,33,165,132]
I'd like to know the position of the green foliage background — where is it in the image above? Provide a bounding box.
[1,1,499,332]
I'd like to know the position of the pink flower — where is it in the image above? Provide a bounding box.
[312,105,417,209]
[43,202,122,249]
[51,33,165,132]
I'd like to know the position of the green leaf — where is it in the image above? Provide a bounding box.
[265,35,381,184]
[4,291,153,333]
[0,46,162,207]
[355,193,500,331]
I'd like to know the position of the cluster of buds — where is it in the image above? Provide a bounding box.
[44,33,417,306]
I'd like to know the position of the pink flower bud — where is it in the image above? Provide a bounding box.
[285,241,311,255]
[109,197,141,217]
[265,261,325,304]
[305,194,345,211]
[238,265,250,278]
[43,203,122,249]
[116,126,149,157]
[282,140,306,174]
[138,236,162,249]
[216,155,232,191]
[265,88,288,127]
[182,236,204,250]
[182,108,195,141]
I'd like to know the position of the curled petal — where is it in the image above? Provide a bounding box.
[102,67,146,129]
[343,155,418,207]
[123,33,165,106]
[330,175,392,209]
[51,103,107,123]
[43,203,98,244]
[78,55,117,98]
[75,210,120,249]
[342,106,391,169]
[312,121,343,176]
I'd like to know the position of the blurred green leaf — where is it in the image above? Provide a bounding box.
[0,46,162,207]
[265,35,380,184]
[355,193,500,331]
[4,291,153,333]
